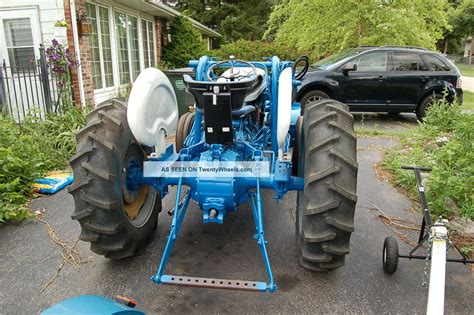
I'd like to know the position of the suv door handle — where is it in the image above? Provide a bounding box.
[377,75,385,81]
[420,76,429,81]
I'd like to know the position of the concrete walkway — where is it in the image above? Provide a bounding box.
[462,76,474,92]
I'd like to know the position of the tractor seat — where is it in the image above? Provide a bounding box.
[183,74,260,145]
[183,74,260,111]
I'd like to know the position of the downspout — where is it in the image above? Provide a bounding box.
[70,0,85,107]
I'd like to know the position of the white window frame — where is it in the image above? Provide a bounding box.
[128,13,140,82]
[85,1,157,100]
[139,18,156,70]
[138,17,145,71]
[112,9,131,86]
[113,9,141,84]
[86,2,115,92]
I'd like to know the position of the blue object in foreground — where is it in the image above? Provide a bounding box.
[33,171,73,194]
[41,295,145,315]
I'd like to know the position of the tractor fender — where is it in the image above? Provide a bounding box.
[127,68,178,154]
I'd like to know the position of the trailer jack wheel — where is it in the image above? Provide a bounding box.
[383,236,399,274]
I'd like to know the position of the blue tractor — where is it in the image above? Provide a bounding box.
[69,55,358,292]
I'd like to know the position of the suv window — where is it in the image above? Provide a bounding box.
[345,52,388,72]
[393,52,427,71]
[422,54,451,71]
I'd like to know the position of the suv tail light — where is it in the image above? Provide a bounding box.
[456,77,462,89]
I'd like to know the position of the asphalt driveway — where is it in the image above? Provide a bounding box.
[0,114,472,314]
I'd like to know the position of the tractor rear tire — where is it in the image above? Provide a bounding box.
[68,99,161,259]
[175,112,195,152]
[296,99,358,271]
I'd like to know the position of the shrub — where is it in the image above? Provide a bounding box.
[162,16,207,68]
[211,39,316,62]
[0,105,88,223]
[381,101,473,219]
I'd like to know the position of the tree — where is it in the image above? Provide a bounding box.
[450,0,474,39]
[168,0,277,43]
[162,16,207,68]
[265,0,450,58]
[436,0,474,54]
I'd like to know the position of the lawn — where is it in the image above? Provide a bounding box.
[462,90,474,110]
[456,63,474,77]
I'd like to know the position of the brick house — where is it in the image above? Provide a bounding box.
[0,1,221,108]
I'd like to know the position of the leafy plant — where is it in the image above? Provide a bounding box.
[0,104,88,223]
[162,16,207,68]
[211,39,314,62]
[116,84,133,100]
[172,0,276,44]
[265,0,450,59]
[54,20,69,28]
[381,100,473,219]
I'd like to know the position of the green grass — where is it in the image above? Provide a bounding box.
[456,63,474,77]
[355,126,407,138]
[462,91,474,110]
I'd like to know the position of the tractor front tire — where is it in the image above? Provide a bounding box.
[68,99,161,259]
[296,99,358,271]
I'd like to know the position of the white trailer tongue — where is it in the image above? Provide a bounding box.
[426,223,448,315]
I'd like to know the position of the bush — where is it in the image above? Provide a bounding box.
[0,105,87,223]
[162,16,207,68]
[211,39,316,62]
[381,100,473,219]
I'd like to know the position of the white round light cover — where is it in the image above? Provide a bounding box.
[127,68,178,148]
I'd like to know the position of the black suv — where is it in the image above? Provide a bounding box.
[296,46,463,119]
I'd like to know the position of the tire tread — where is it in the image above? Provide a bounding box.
[69,99,160,259]
[297,100,357,271]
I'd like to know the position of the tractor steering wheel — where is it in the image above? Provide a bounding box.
[207,56,257,82]
[293,56,309,80]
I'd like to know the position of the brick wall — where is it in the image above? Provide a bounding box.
[64,0,94,107]
[155,17,167,64]
[65,2,169,106]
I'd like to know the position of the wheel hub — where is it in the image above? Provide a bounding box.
[306,95,323,104]
[122,144,148,220]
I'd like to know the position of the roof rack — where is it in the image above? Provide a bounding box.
[359,45,429,51]
[381,45,429,51]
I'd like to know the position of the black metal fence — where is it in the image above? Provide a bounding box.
[0,45,74,122]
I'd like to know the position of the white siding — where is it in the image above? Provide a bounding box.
[0,0,67,46]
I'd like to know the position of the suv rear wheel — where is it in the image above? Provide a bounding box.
[300,90,329,114]
[416,93,443,121]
